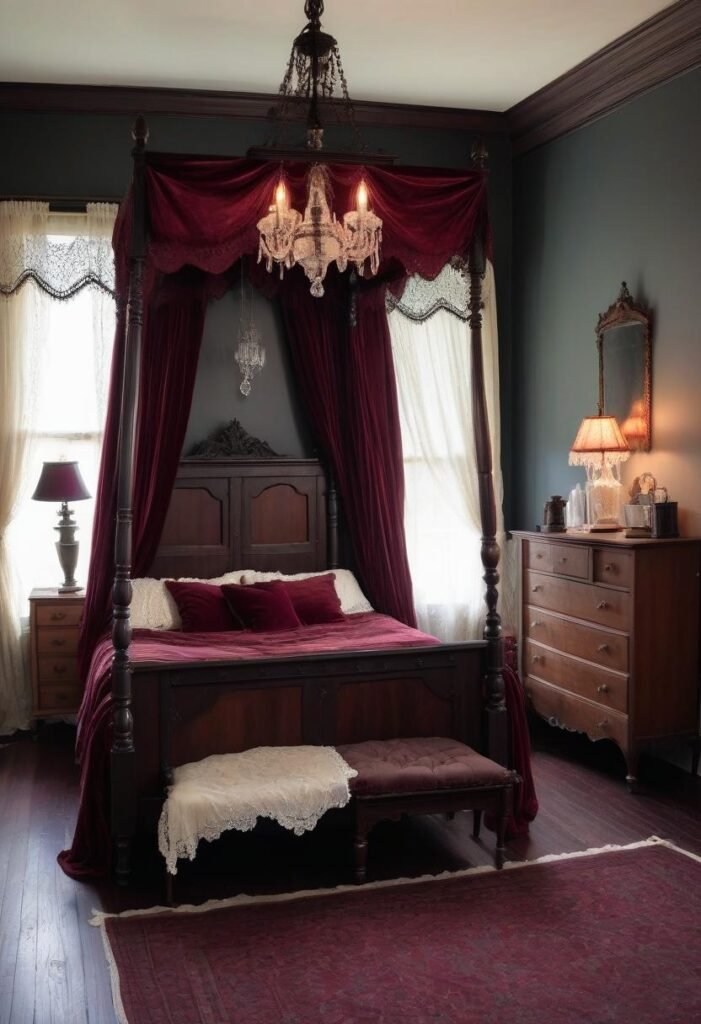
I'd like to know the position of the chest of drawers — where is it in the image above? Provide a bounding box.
[512,532,701,787]
[29,588,85,717]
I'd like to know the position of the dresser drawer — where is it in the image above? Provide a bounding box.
[524,606,628,672]
[36,603,83,628]
[593,549,633,589]
[525,640,628,713]
[525,570,631,630]
[525,677,628,749]
[36,683,82,713]
[36,627,80,655]
[548,543,589,580]
[525,540,553,573]
[37,656,78,685]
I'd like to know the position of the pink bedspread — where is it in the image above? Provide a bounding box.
[60,614,440,879]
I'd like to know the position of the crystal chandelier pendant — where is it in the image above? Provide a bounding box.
[235,264,266,396]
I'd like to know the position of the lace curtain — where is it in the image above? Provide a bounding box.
[389,262,506,642]
[0,201,117,734]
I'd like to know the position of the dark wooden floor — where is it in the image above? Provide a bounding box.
[1,723,699,1024]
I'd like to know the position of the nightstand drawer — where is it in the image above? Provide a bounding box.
[524,606,628,671]
[524,677,628,748]
[38,656,78,685]
[593,549,633,589]
[36,627,80,655]
[525,640,628,713]
[36,604,83,627]
[36,684,82,713]
[525,570,631,630]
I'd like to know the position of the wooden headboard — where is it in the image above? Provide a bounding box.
[148,458,331,579]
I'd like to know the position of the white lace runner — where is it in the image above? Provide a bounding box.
[158,745,358,875]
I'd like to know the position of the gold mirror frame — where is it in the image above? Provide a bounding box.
[596,282,652,452]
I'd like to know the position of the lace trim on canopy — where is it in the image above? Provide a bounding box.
[387,260,472,323]
[0,202,118,299]
[158,745,358,875]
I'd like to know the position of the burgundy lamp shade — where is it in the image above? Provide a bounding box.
[32,461,91,503]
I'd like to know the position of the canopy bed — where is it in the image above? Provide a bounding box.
[58,115,518,885]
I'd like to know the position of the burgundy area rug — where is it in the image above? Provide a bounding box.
[96,839,701,1024]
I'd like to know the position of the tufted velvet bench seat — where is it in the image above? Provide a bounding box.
[336,737,518,883]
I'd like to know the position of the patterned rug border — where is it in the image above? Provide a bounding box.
[90,834,700,928]
[92,836,701,1024]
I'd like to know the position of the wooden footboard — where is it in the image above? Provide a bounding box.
[126,642,487,835]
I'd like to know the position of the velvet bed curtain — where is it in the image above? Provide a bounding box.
[79,156,490,672]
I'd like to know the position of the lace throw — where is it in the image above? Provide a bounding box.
[158,745,358,874]
[387,261,471,323]
[0,202,118,299]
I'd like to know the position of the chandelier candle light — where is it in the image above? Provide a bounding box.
[569,414,630,530]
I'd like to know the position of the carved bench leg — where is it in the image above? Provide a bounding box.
[495,787,511,870]
[354,812,369,885]
[472,809,482,840]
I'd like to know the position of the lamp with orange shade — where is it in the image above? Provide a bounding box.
[569,415,630,530]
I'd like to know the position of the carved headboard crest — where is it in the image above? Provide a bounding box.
[188,419,280,459]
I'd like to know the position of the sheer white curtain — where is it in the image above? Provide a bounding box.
[0,202,117,734]
[389,262,504,642]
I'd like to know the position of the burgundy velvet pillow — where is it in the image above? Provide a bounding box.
[165,580,241,632]
[222,581,302,632]
[258,574,346,625]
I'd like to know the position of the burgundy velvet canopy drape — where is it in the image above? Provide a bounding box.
[79,155,490,677]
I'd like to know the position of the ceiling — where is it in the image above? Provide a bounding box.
[2,0,673,111]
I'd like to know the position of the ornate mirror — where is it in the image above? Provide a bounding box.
[596,282,652,452]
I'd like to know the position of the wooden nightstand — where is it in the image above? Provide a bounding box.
[29,588,85,717]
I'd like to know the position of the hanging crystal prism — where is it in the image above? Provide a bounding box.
[234,263,266,396]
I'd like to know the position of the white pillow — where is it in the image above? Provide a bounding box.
[240,569,373,615]
[130,570,250,630]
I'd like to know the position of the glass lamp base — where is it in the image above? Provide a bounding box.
[586,477,624,528]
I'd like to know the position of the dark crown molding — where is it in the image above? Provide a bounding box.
[2,2,699,158]
[0,81,505,136]
[508,0,701,155]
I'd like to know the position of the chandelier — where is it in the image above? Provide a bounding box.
[235,262,266,396]
[256,0,383,297]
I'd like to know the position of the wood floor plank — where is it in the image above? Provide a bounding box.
[0,722,699,1024]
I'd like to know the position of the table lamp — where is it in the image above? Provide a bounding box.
[31,461,91,592]
[568,415,630,530]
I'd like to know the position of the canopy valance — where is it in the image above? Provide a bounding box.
[113,154,490,294]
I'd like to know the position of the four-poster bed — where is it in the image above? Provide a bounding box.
[61,118,511,885]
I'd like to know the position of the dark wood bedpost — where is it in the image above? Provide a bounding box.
[327,470,340,569]
[111,114,149,885]
[469,139,508,767]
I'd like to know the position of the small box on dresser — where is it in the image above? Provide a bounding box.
[29,588,85,717]
[512,532,701,789]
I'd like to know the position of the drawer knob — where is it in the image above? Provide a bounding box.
[51,638,66,647]
[603,563,613,572]
[598,720,609,729]
[536,552,543,559]
[597,601,609,610]
[558,556,567,563]
[597,643,610,653]
[530,620,542,628]
[53,664,67,675]
[531,655,543,664]
[597,684,610,694]
[50,612,66,622]
[532,585,542,593]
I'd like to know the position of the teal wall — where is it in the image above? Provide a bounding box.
[2,110,512,476]
[512,67,701,534]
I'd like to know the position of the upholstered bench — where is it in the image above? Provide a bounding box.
[336,737,518,883]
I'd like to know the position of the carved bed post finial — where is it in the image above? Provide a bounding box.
[468,224,507,767]
[471,137,489,170]
[111,119,149,885]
